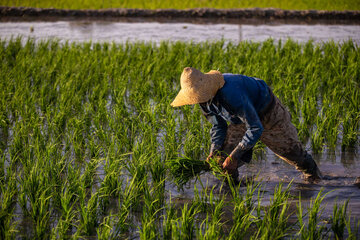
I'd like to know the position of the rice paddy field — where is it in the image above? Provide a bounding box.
[0,37,359,239]
[1,0,360,11]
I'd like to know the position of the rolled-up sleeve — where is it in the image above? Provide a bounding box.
[200,105,227,153]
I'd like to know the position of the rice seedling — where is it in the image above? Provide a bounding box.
[166,155,209,189]
[139,184,163,240]
[0,38,359,239]
[195,185,226,239]
[345,217,360,240]
[51,183,78,239]
[252,183,292,240]
[110,176,141,238]
[296,190,328,240]
[95,215,111,239]
[98,163,123,213]
[0,172,18,240]
[174,203,200,240]
[331,200,349,240]
[228,198,256,240]
[76,189,99,237]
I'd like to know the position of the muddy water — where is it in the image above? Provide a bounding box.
[169,147,360,235]
[1,20,360,44]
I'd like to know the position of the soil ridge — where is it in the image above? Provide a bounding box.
[1,6,360,24]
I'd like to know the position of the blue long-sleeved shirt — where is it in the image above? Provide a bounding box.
[200,74,272,153]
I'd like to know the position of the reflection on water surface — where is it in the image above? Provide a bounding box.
[1,21,360,44]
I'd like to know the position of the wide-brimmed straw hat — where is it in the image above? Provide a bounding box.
[170,67,225,107]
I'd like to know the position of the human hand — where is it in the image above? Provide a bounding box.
[223,144,245,171]
[222,155,236,171]
[206,152,215,162]
[206,151,225,167]
[206,150,223,161]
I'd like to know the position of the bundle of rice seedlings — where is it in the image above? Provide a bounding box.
[166,155,227,188]
[166,156,210,188]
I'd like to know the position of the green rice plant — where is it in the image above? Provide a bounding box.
[98,165,123,213]
[196,188,225,239]
[226,175,262,240]
[228,175,262,213]
[173,203,200,240]
[162,199,177,240]
[0,118,9,154]
[31,189,52,239]
[96,215,114,240]
[67,118,87,161]
[228,199,256,240]
[245,180,263,214]
[3,0,360,10]
[47,146,69,211]
[51,189,77,239]
[331,200,349,240]
[64,161,82,204]
[310,114,326,153]
[111,176,141,238]
[80,157,102,189]
[148,154,166,200]
[193,183,223,214]
[16,158,53,238]
[139,184,163,240]
[345,217,360,240]
[322,107,342,149]
[87,135,105,160]
[296,190,328,240]
[124,159,148,204]
[111,206,132,239]
[76,188,99,237]
[0,152,4,185]
[0,173,18,240]
[252,182,292,240]
[341,111,360,149]
[166,155,210,189]
[139,211,158,239]
[197,213,224,240]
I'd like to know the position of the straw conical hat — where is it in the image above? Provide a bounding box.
[170,67,225,107]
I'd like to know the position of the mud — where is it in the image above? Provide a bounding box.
[355,177,360,188]
[1,6,360,25]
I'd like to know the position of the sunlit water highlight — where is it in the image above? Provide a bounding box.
[1,21,360,44]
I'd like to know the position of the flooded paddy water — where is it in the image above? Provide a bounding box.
[1,16,360,239]
[174,148,360,226]
[1,20,360,44]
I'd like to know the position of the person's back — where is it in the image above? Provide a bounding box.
[220,74,271,115]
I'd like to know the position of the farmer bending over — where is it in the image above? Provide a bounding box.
[171,67,322,182]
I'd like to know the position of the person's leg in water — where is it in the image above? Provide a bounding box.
[221,96,321,183]
[259,96,322,181]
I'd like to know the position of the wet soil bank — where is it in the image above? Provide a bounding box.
[1,6,360,25]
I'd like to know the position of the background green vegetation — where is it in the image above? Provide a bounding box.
[0,38,359,238]
[1,0,360,10]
